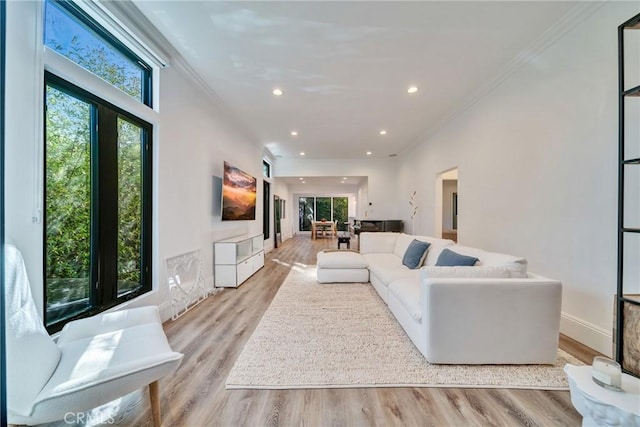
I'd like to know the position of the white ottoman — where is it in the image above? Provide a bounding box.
[316,250,369,283]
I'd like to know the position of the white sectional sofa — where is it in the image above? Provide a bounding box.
[359,232,562,365]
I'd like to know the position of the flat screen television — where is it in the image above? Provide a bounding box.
[221,161,257,221]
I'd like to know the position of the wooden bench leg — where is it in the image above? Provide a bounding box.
[149,381,161,427]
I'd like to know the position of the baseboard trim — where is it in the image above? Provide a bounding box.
[159,300,172,323]
[560,312,612,357]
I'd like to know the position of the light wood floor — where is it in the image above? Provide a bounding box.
[120,234,599,427]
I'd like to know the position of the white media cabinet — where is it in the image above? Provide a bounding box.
[214,233,265,288]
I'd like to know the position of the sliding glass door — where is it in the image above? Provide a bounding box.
[298,197,348,231]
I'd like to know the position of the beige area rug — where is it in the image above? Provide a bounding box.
[226,267,583,390]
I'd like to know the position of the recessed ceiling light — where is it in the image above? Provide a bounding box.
[300,152,305,156]
[366,151,372,156]
[343,177,347,180]
[299,177,304,180]
[291,130,298,136]
[272,88,283,96]
[379,130,387,135]
[408,86,418,94]
[301,181,306,184]
[341,181,345,184]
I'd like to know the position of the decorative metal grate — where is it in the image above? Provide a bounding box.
[166,250,210,321]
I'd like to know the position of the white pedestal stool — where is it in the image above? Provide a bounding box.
[565,364,640,427]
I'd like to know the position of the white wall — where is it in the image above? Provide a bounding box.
[276,157,399,219]
[272,178,294,242]
[396,2,640,356]
[358,179,369,220]
[4,1,266,320]
[157,65,264,311]
[6,0,47,312]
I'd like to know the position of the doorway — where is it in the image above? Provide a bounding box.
[263,181,270,240]
[436,168,458,242]
[274,195,282,248]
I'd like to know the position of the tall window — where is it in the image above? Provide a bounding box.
[44,1,153,332]
[298,197,348,231]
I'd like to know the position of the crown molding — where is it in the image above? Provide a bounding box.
[100,0,263,151]
[400,1,608,157]
[91,0,172,67]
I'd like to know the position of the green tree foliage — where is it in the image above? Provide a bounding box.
[45,87,92,307]
[117,118,142,292]
[316,197,331,221]
[332,197,348,230]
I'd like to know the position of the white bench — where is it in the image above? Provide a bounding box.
[316,250,369,283]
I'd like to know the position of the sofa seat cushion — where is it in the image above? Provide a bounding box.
[363,254,419,286]
[368,265,416,287]
[317,250,368,269]
[446,244,528,278]
[388,278,422,322]
[362,253,403,269]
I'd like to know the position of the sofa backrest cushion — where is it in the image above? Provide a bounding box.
[401,240,431,269]
[392,234,416,258]
[446,244,528,277]
[435,248,479,266]
[422,238,455,267]
[421,266,511,279]
[359,232,399,254]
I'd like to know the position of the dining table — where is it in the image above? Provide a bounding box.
[311,220,336,239]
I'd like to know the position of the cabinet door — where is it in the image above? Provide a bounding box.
[215,265,237,287]
[237,259,252,284]
[253,251,265,272]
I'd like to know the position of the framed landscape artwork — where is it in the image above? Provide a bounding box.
[221,161,257,221]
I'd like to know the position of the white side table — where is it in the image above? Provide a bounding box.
[565,364,640,426]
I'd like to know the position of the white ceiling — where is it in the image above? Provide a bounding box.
[277,175,365,186]
[133,1,579,160]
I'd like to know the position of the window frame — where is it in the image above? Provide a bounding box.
[1,1,7,422]
[263,159,271,178]
[43,72,152,333]
[45,0,153,107]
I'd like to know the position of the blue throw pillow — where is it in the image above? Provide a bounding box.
[436,248,479,266]
[402,239,431,269]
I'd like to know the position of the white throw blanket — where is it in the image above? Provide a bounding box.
[5,244,62,416]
